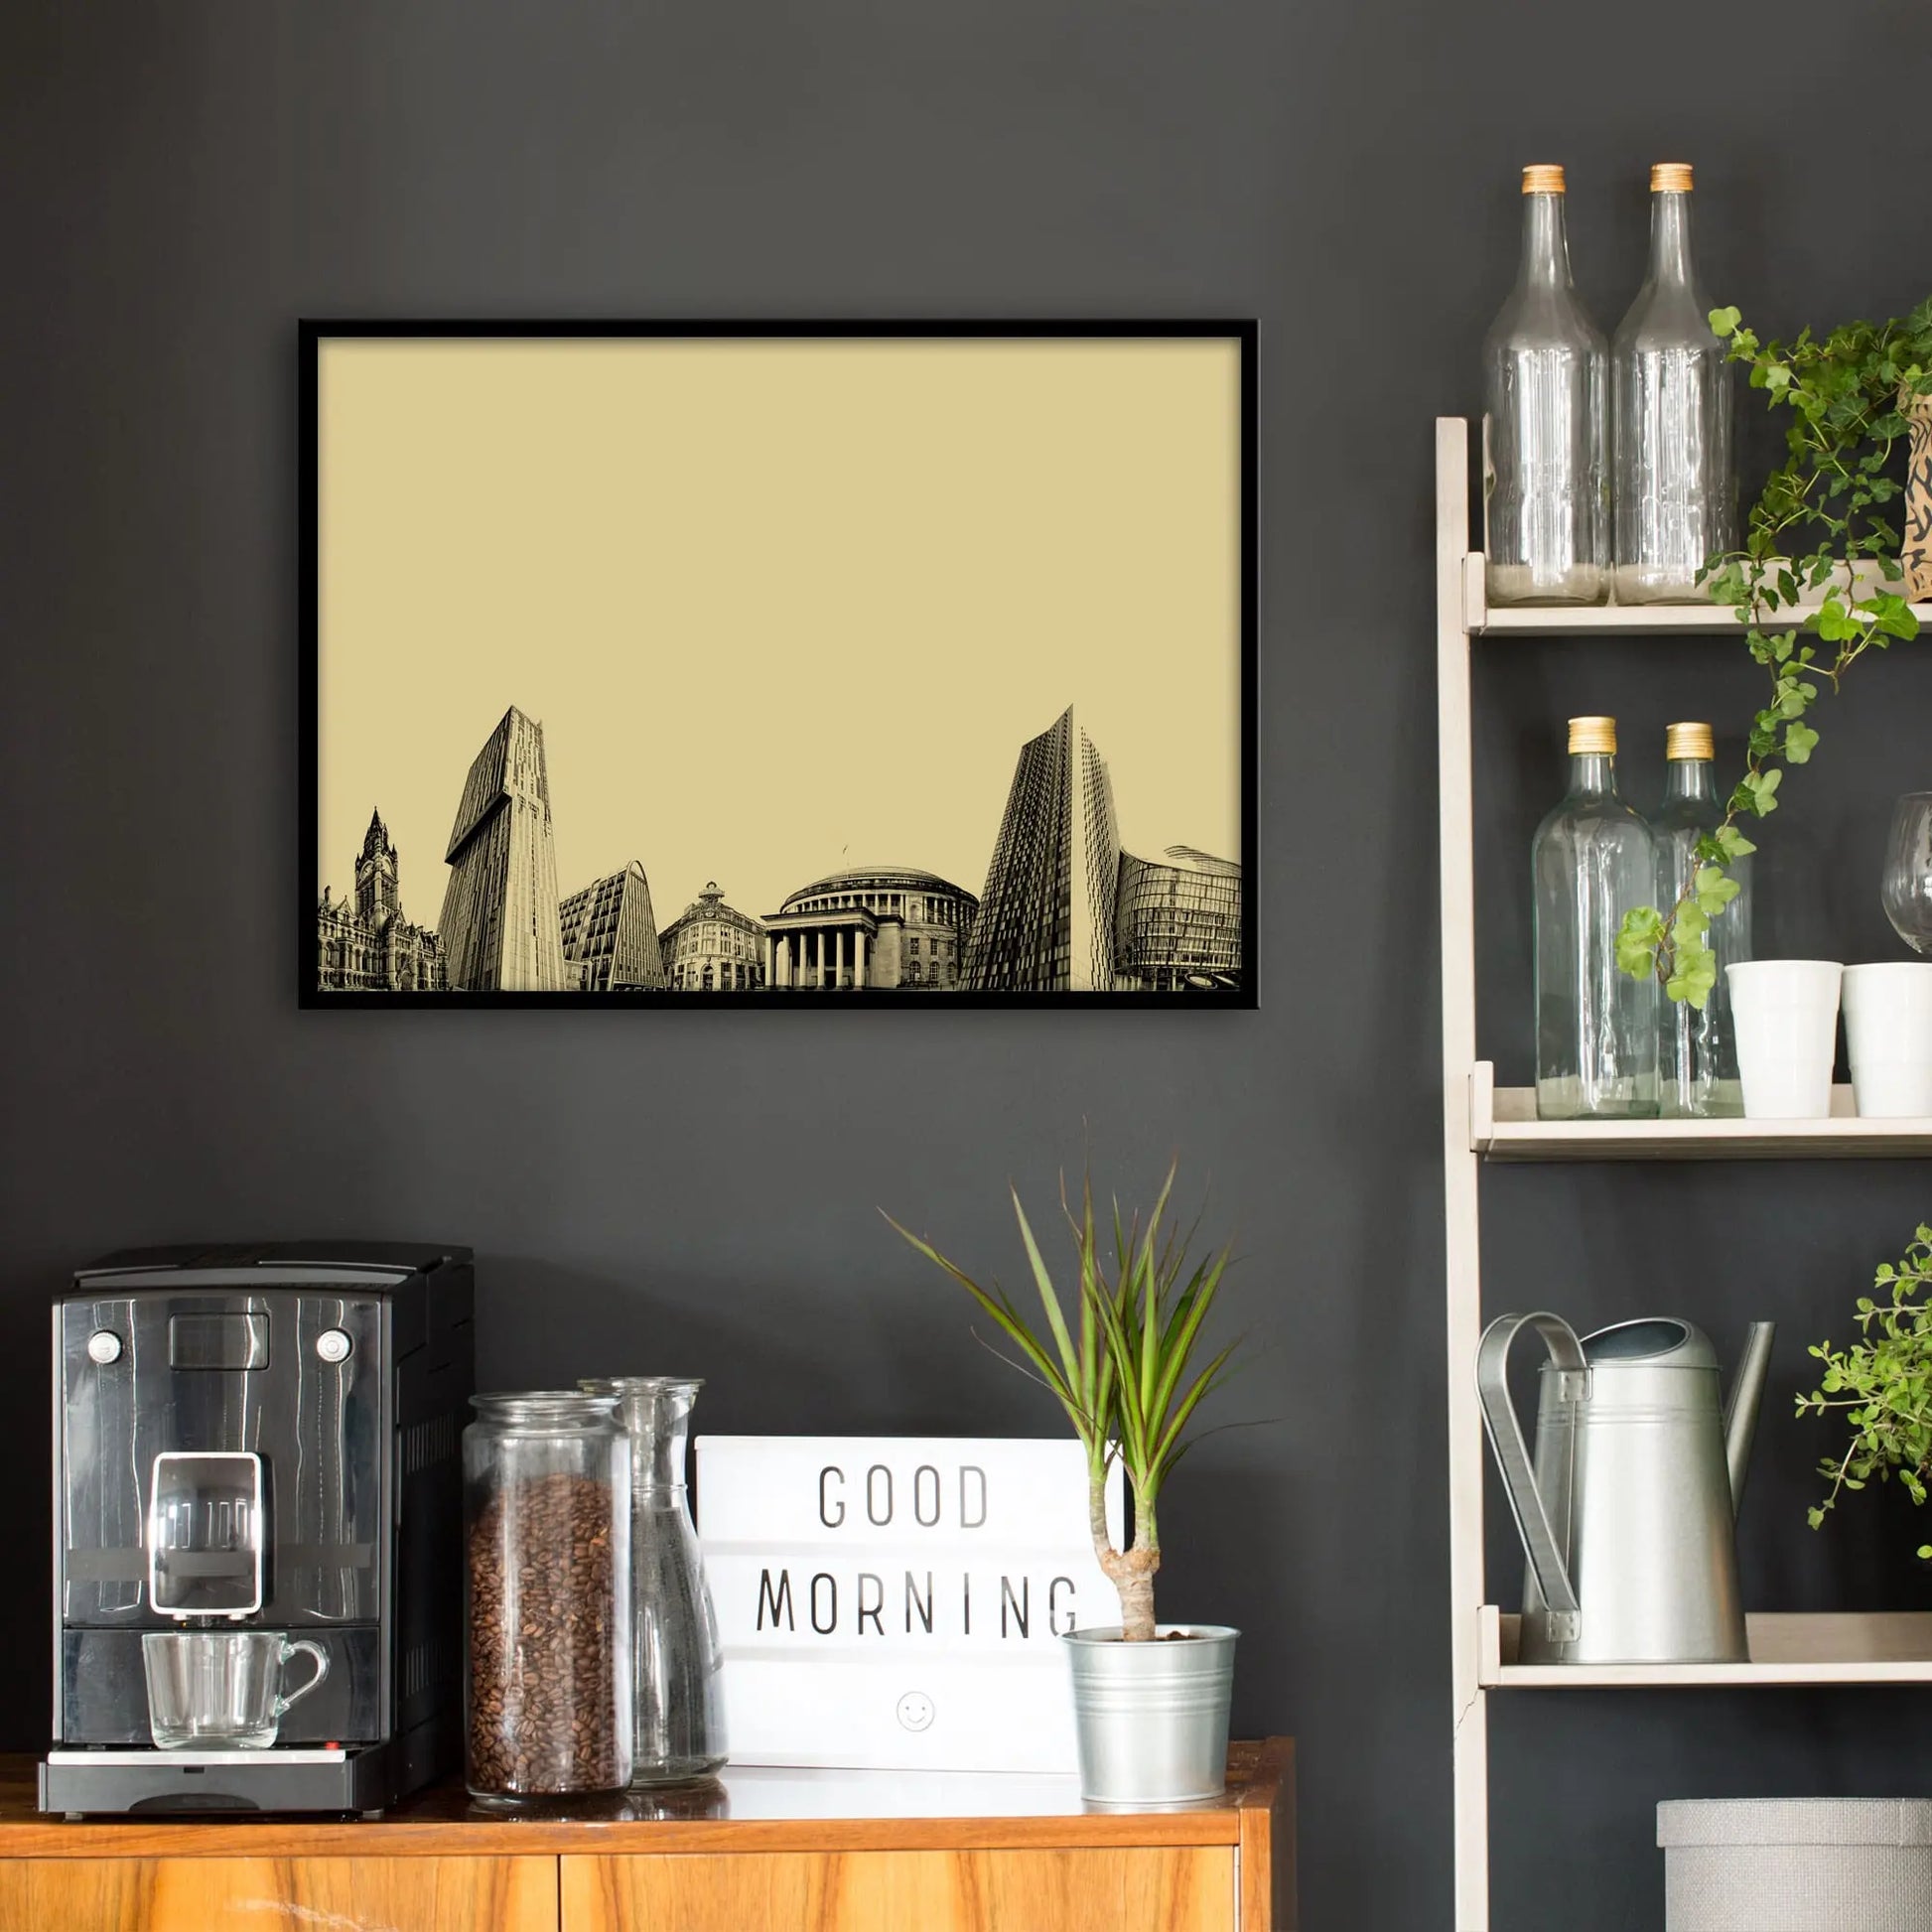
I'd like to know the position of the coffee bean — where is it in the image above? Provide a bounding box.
[467,1469,623,1795]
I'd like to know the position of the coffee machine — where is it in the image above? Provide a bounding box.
[42,1243,474,1816]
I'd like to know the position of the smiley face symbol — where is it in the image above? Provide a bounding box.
[896,1692,935,1732]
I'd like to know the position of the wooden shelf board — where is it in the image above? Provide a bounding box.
[1470,1065,1932,1162]
[1481,1607,1932,1689]
[1460,551,1931,638]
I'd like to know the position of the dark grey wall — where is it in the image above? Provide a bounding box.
[4,3,1929,1924]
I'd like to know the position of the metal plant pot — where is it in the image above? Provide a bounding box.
[1062,1624,1238,1807]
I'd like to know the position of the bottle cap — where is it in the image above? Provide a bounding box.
[1569,716,1616,756]
[1650,162,1694,193]
[1522,164,1567,196]
[1666,721,1715,759]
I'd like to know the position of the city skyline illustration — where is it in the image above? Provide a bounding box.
[319,688,1234,948]
[317,696,1241,992]
[317,338,1241,936]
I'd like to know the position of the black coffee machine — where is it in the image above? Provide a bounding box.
[42,1243,474,1816]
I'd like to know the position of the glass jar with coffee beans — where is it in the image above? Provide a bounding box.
[463,1392,632,1805]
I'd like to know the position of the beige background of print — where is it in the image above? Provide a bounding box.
[318,338,1242,926]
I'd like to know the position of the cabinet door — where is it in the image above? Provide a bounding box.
[562,1848,1234,1932]
[0,1856,558,1932]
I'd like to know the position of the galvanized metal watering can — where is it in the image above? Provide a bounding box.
[1476,1313,1775,1665]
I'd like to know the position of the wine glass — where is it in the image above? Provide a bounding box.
[1881,793,1932,955]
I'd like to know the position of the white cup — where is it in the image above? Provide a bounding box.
[1843,963,1932,1118]
[1726,961,1844,1119]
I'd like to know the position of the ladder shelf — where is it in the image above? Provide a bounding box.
[1433,417,1932,1931]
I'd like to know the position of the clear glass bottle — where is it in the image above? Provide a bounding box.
[1483,164,1608,606]
[581,1377,728,1785]
[1612,164,1735,603]
[1534,716,1659,1119]
[1654,723,1750,1117]
[464,1392,632,1806]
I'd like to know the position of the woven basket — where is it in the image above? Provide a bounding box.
[1659,1798,1932,1931]
[1905,388,1931,603]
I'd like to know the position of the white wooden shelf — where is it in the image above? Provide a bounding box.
[1480,1606,1932,1688]
[1461,552,1932,638]
[1469,1062,1932,1162]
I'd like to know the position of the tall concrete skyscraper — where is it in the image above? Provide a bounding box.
[962,705,1120,992]
[438,705,566,991]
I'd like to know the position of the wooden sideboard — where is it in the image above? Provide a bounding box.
[0,1740,1294,1932]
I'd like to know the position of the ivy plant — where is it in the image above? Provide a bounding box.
[1615,297,1932,1007]
[1798,1227,1932,1555]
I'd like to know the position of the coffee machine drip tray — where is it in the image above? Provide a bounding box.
[41,1743,402,1818]
[48,1748,347,1765]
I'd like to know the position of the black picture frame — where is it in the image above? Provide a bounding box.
[300,321,1257,1010]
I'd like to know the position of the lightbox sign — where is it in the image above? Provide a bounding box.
[696,1437,1124,1772]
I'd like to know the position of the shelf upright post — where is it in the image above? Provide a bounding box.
[1436,418,1489,1931]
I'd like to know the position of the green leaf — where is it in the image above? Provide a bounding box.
[1694,866,1741,915]
[1710,305,1741,338]
[1813,598,1857,641]
[1864,591,1921,640]
[1784,721,1820,763]
[1011,1189,1082,1397]
[1616,906,1667,979]
[1149,1248,1230,1429]
[1714,825,1757,860]
[1665,940,1720,1009]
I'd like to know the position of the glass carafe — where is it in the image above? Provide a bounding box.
[1533,716,1660,1119]
[1483,164,1608,606]
[1654,723,1750,1116]
[1612,164,1735,603]
[582,1377,728,1784]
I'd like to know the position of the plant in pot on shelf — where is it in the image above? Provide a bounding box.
[885,1161,1245,1807]
[1799,1225,1932,1552]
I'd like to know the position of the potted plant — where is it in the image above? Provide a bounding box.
[1798,1225,1932,1548]
[885,1161,1243,1806]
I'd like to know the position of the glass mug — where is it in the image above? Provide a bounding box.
[142,1629,330,1749]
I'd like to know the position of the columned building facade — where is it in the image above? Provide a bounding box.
[316,808,445,992]
[660,882,765,991]
[1114,845,1244,992]
[437,706,566,991]
[961,705,1120,992]
[561,860,670,990]
[762,867,977,990]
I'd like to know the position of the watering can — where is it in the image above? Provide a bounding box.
[1476,1313,1775,1665]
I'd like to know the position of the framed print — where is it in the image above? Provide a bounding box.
[301,323,1256,1007]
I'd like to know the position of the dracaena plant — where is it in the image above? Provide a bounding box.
[1798,1226,1932,1555]
[1616,297,1931,1007]
[885,1161,1236,1642]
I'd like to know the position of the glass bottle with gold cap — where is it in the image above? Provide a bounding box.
[1533,715,1659,1119]
[1653,721,1750,1116]
[1611,164,1736,603]
[1482,163,1608,606]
